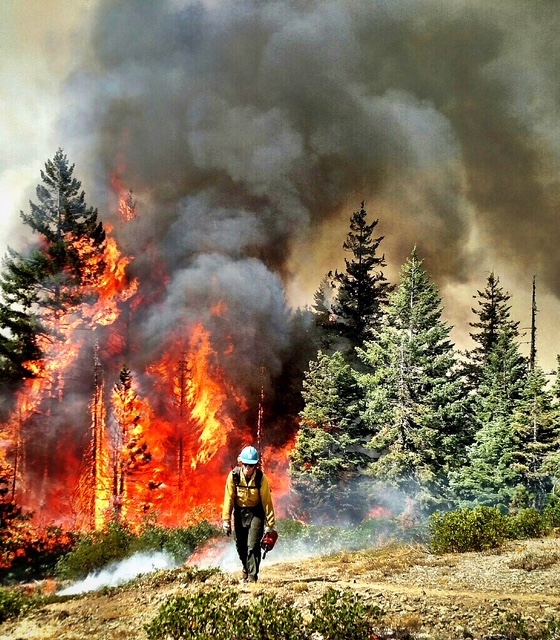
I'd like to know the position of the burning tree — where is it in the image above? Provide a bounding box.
[110,365,153,523]
[0,149,105,390]
[0,149,109,517]
[0,150,292,532]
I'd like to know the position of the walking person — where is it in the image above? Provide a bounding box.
[222,445,276,582]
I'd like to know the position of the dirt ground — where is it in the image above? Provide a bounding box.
[2,536,560,640]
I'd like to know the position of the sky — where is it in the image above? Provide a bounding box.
[2,0,560,374]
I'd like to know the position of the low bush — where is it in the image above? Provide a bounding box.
[0,588,36,623]
[429,506,508,553]
[275,516,420,555]
[146,586,388,640]
[130,520,219,563]
[145,587,305,640]
[55,520,220,582]
[508,550,560,572]
[543,498,560,529]
[55,521,134,581]
[308,587,385,640]
[494,612,560,640]
[508,508,548,540]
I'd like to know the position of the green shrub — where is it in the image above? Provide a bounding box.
[130,520,219,563]
[241,594,307,640]
[56,520,220,582]
[0,588,36,623]
[145,587,307,640]
[543,498,560,529]
[55,521,134,581]
[308,587,385,640]
[507,508,548,540]
[494,612,560,639]
[275,517,416,554]
[429,506,508,553]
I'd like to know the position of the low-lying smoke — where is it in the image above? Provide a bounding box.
[58,551,177,595]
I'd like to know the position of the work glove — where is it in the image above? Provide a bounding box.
[264,526,275,534]
[222,520,231,537]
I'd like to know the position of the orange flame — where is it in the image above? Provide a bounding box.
[0,189,295,532]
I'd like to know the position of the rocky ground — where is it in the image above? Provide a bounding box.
[1,536,560,640]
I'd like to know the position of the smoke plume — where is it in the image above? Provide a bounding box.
[3,0,559,526]
[54,0,560,379]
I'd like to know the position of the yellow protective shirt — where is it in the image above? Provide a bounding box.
[222,468,276,529]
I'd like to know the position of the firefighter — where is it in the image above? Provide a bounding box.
[222,445,276,582]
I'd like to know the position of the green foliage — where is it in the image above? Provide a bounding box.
[329,202,392,351]
[494,612,560,640]
[463,272,520,391]
[359,248,471,514]
[145,587,306,640]
[55,521,134,581]
[289,350,370,523]
[429,505,558,554]
[543,497,560,529]
[130,520,219,563]
[429,506,508,553]
[308,587,384,640]
[145,585,384,640]
[55,520,220,582]
[507,508,547,540]
[276,517,426,556]
[0,588,36,623]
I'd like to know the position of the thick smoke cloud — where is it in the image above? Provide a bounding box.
[57,0,560,388]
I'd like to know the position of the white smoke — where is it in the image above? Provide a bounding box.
[58,551,177,595]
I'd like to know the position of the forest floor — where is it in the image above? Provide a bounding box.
[1,536,560,640]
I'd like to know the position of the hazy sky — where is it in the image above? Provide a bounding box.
[2,0,560,374]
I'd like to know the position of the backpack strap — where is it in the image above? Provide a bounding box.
[232,466,262,490]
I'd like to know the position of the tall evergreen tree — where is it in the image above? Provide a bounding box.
[289,350,369,523]
[358,249,470,514]
[0,149,106,384]
[450,325,528,508]
[329,202,392,354]
[541,356,560,500]
[509,367,559,509]
[463,272,520,389]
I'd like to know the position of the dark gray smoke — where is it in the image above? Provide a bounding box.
[58,0,560,391]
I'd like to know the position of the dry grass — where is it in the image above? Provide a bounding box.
[320,543,431,576]
[508,550,560,572]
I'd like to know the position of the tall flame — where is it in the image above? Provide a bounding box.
[0,182,293,532]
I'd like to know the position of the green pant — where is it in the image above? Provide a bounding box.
[233,507,264,581]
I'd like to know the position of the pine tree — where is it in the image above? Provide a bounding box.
[0,149,106,372]
[463,272,520,389]
[509,367,558,509]
[541,356,560,500]
[358,248,470,514]
[450,325,528,508]
[111,365,152,522]
[0,291,42,389]
[289,351,369,523]
[330,202,392,354]
[0,150,109,512]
